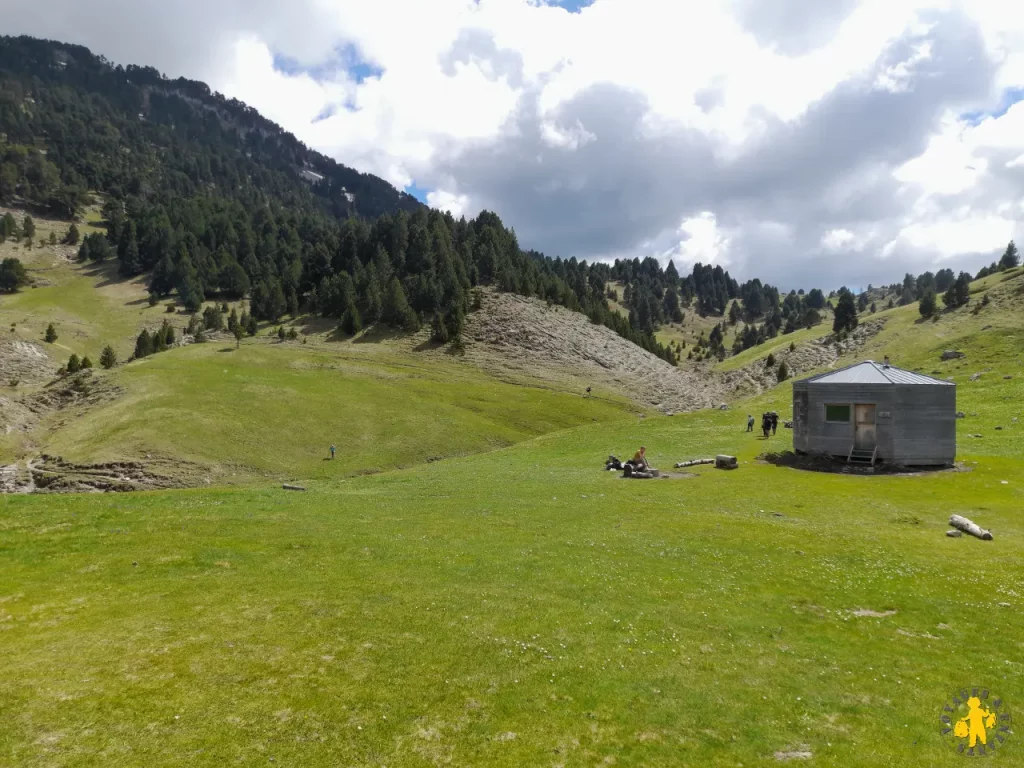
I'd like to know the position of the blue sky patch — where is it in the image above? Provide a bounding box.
[404,182,431,203]
[961,86,1024,126]
[272,43,384,85]
[548,0,597,12]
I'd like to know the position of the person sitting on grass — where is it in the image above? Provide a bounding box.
[631,446,649,470]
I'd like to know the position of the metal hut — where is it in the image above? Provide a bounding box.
[791,359,956,466]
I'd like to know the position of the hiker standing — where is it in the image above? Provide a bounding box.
[746,414,754,432]
[770,412,779,436]
[329,444,336,460]
[762,413,771,438]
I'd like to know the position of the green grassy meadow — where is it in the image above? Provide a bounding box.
[2,395,1022,766]
[2,224,1024,764]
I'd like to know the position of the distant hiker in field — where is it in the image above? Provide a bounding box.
[746,414,754,432]
[770,412,779,436]
[631,446,650,470]
[585,386,592,397]
[329,444,336,460]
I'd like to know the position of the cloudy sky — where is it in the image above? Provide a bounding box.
[9,0,1024,289]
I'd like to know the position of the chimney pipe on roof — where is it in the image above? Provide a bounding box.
[883,355,890,368]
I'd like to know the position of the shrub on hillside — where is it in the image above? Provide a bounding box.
[100,345,117,369]
[0,257,28,293]
[44,323,58,343]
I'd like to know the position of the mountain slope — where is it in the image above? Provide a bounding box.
[0,35,421,221]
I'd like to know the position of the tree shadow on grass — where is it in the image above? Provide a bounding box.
[350,325,407,345]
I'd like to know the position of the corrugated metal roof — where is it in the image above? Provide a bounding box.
[801,361,955,386]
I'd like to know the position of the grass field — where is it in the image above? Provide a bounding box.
[3,211,1024,764]
[2,380,1022,766]
[38,339,636,483]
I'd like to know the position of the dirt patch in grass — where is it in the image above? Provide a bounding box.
[0,339,57,387]
[30,453,198,493]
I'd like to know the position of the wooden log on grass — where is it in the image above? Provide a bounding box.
[949,514,992,540]
[282,483,307,492]
[675,458,715,468]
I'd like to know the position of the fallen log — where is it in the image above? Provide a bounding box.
[949,514,992,540]
[675,458,714,468]
[282,483,307,492]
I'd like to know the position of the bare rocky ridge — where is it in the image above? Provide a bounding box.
[721,319,888,396]
[446,291,728,413]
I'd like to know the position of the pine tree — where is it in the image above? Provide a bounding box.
[277,325,286,341]
[80,355,93,369]
[65,223,80,245]
[22,215,35,241]
[340,306,362,335]
[100,345,117,369]
[999,240,1019,271]
[382,277,419,331]
[233,324,244,349]
[777,361,789,382]
[431,312,449,343]
[118,220,142,276]
[66,354,81,374]
[245,314,258,336]
[49,231,57,246]
[1,213,15,241]
[919,291,937,318]
[134,329,153,359]
[832,291,858,334]
[44,323,57,343]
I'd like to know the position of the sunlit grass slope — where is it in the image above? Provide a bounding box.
[44,339,636,482]
[2,362,1022,766]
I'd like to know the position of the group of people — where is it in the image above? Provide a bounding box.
[747,412,778,438]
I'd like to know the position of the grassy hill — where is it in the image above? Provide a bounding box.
[2,307,1022,763]
[3,208,1024,765]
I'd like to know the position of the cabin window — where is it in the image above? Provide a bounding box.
[825,404,851,423]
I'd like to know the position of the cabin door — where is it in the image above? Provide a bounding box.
[854,404,877,450]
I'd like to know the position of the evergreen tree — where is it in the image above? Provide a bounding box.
[118,220,142,276]
[80,355,93,369]
[935,268,956,292]
[134,329,153,359]
[0,257,28,292]
[431,312,449,343]
[340,305,362,335]
[22,215,35,242]
[49,231,57,246]
[227,307,239,333]
[382,277,419,331]
[44,323,57,343]
[100,345,117,369]
[65,223,80,245]
[66,354,81,374]
[999,240,1020,270]
[833,290,858,334]
[1,213,15,241]
[919,291,937,318]
[233,324,244,349]
[277,325,286,341]
[245,314,258,336]
[777,361,789,382]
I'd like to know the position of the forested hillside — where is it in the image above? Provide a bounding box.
[0,35,680,363]
[2,35,1018,369]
